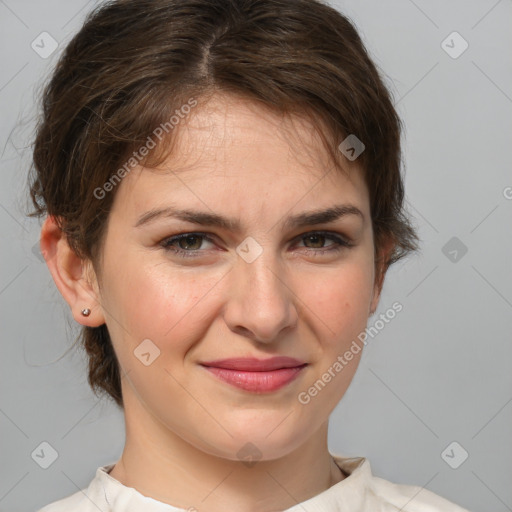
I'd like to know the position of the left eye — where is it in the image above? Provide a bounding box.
[160,231,352,259]
[298,233,341,249]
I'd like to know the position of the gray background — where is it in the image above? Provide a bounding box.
[1,1,511,511]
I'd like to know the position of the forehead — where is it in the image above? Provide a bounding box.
[113,93,368,212]
[168,94,342,176]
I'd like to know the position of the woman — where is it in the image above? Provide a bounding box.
[30,0,470,510]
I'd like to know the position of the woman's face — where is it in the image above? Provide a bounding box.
[91,93,382,461]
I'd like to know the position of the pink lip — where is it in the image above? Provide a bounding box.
[201,356,306,371]
[200,357,308,393]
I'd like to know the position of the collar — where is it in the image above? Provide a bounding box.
[92,454,371,511]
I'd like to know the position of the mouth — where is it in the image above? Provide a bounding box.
[199,357,308,393]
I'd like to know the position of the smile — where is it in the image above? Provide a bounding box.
[200,365,307,392]
[199,357,308,393]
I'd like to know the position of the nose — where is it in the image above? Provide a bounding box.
[223,248,299,344]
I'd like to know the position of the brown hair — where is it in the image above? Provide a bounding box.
[28,0,419,408]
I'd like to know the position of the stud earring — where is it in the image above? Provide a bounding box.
[81,308,91,317]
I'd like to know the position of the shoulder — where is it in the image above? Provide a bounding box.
[36,464,115,512]
[36,489,88,512]
[332,454,471,512]
[369,474,471,511]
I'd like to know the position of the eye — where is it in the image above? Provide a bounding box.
[160,232,215,258]
[160,230,353,260]
[294,231,352,255]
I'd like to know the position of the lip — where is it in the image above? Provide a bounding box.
[200,356,306,371]
[199,357,308,393]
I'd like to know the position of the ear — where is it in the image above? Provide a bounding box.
[40,215,105,327]
[369,235,395,316]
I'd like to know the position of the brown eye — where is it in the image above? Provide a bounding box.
[303,234,328,248]
[295,231,352,255]
[177,235,204,250]
[161,232,215,258]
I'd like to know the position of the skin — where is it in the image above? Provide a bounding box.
[41,93,393,512]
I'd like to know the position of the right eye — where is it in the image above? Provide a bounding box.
[160,232,216,258]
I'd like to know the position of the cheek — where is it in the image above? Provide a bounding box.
[100,261,224,397]
[296,260,374,343]
[100,249,220,349]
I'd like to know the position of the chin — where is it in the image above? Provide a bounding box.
[196,419,312,464]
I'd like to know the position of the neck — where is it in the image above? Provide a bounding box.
[109,395,345,512]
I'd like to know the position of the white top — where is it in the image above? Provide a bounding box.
[37,454,470,511]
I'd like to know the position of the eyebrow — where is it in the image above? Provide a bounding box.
[135,204,364,231]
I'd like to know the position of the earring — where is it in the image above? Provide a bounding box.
[81,308,91,317]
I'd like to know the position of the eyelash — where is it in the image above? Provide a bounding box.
[160,231,353,259]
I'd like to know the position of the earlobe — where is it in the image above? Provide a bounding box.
[369,280,382,317]
[369,236,395,316]
[40,215,105,327]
